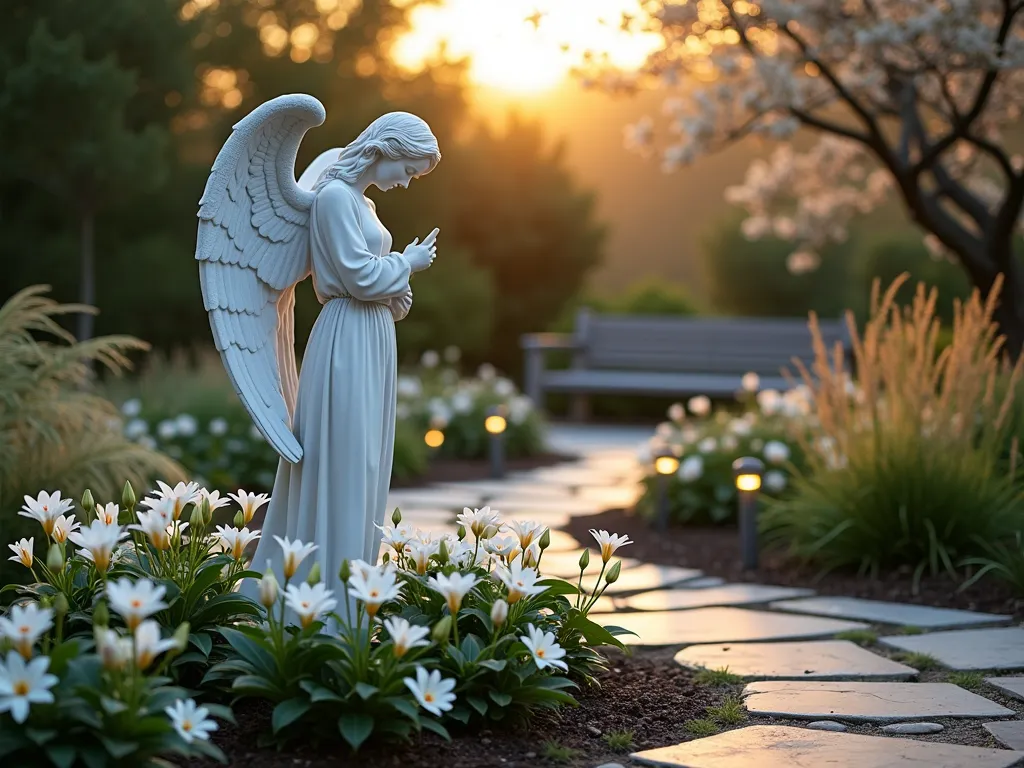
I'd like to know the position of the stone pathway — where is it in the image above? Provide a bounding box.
[391,424,1024,766]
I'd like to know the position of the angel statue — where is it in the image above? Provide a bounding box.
[195,94,440,605]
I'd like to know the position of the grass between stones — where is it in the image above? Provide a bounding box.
[601,729,636,752]
[895,651,943,670]
[705,696,747,726]
[540,741,581,763]
[694,667,745,686]
[947,671,985,690]
[835,629,879,646]
[683,718,720,736]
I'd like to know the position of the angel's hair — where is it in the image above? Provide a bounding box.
[313,111,441,191]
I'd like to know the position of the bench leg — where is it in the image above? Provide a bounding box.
[569,394,590,422]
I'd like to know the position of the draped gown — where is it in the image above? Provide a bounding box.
[243,180,413,602]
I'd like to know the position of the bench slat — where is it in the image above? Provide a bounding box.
[542,369,795,397]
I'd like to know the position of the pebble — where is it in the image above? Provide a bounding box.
[481,738,491,745]
[524,753,536,759]
[881,722,945,735]
[806,720,848,732]
[594,764,625,768]
[586,725,602,737]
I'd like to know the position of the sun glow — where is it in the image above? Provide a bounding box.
[391,0,662,94]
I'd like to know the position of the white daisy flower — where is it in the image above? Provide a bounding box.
[284,582,338,628]
[0,603,53,659]
[0,651,58,723]
[588,530,633,563]
[382,616,430,658]
[403,666,456,717]
[165,698,218,743]
[520,624,568,672]
[273,536,317,580]
[19,491,74,537]
[427,572,478,616]
[105,578,168,631]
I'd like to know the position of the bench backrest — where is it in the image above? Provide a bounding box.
[574,309,850,376]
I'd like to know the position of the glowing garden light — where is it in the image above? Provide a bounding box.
[732,456,765,570]
[424,428,445,449]
[653,446,680,532]
[486,406,507,478]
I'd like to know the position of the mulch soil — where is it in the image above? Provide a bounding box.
[565,506,1024,620]
[198,649,725,768]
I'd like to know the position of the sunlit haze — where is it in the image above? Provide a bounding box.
[391,0,661,94]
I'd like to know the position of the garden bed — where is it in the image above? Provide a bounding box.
[200,649,723,768]
[565,507,1024,620]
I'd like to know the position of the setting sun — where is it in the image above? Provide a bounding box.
[391,0,662,94]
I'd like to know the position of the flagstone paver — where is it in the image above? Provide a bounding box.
[574,484,643,510]
[678,576,727,589]
[879,627,1024,671]
[988,677,1024,702]
[675,639,918,681]
[482,495,601,516]
[742,681,1015,722]
[630,725,1024,768]
[540,553,642,580]
[985,721,1024,751]
[586,563,705,595]
[623,584,815,612]
[592,607,869,647]
[433,480,579,501]
[770,596,1012,629]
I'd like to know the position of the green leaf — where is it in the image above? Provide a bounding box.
[488,690,512,707]
[337,713,374,751]
[24,728,56,746]
[45,743,77,768]
[420,719,451,741]
[272,698,311,734]
[388,697,420,723]
[218,627,277,678]
[99,696,128,715]
[202,703,237,725]
[299,681,344,704]
[447,645,466,665]
[466,695,488,716]
[189,632,213,657]
[446,705,471,724]
[478,659,507,672]
[99,736,139,759]
[232,674,280,698]
[460,634,482,662]
[536,578,579,597]
[354,682,379,700]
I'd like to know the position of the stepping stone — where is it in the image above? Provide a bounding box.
[394,508,455,527]
[434,481,576,501]
[387,488,484,510]
[881,722,944,734]
[630,725,1024,768]
[880,627,1024,671]
[807,720,847,731]
[483,496,600,516]
[586,563,705,596]
[985,721,1024,750]
[742,681,1015,722]
[679,576,727,589]
[675,640,918,681]
[592,607,868,647]
[987,676,1024,702]
[623,584,815,612]
[575,485,643,510]
[539,552,641,580]
[539,529,582,553]
[771,596,1012,629]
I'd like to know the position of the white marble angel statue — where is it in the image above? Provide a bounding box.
[195,94,440,599]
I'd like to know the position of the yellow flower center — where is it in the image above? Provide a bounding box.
[131,599,143,608]
[537,649,546,658]
[13,680,29,696]
[369,589,379,598]
[301,601,310,609]
[424,693,434,703]
[182,720,193,732]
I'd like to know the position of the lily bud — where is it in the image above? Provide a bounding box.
[605,560,622,584]
[199,496,213,526]
[81,488,95,514]
[456,524,467,541]
[172,622,191,653]
[431,615,452,643]
[437,539,449,565]
[53,593,69,619]
[391,507,402,526]
[306,561,322,586]
[259,569,279,608]
[93,600,110,628]
[121,480,136,510]
[338,559,351,583]
[481,524,499,540]
[46,544,64,572]
[382,552,391,565]
[539,528,551,551]
[490,598,508,627]
[578,549,591,571]
[233,510,245,528]
[189,504,205,528]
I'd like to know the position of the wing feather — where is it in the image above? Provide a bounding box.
[195,93,325,463]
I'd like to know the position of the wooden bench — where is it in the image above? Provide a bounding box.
[520,309,851,415]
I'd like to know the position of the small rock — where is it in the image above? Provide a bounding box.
[586,725,602,737]
[481,737,491,745]
[524,753,536,759]
[594,764,626,768]
[806,720,848,732]
[881,722,944,735]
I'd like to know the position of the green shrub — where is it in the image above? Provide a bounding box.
[0,286,181,588]
[763,276,1024,581]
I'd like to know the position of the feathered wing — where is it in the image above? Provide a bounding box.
[195,94,326,463]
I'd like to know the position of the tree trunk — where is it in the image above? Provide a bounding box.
[989,244,1024,363]
[77,210,95,342]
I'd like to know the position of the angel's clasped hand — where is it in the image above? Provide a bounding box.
[402,228,439,272]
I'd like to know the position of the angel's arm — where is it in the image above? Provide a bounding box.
[315,184,410,301]
[389,288,413,322]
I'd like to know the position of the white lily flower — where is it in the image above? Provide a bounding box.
[348,566,402,618]
[138,496,177,527]
[149,481,202,521]
[520,624,568,672]
[94,627,132,670]
[273,536,317,580]
[483,535,518,559]
[284,582,337,628]
[490,599,508,627]
[588,530,633,563]
[50,514,79,545]
[667,402,685,422]
[506,520,546,551]
[214,525,260,561]
[0,651,58,723]
[377,522,415,554]
[18,491,74,537]
[405,540,434,575]
[95,503,119,525]
[105,578,168,631]
[764,470,788,493]
[130,510,174,550]
[0,603,53,659]
[428,572,478,616]
[382,616,430,658]
[521,542,542,569]
[134,620,179,670]
[165,698,218,743]
[677,455,704,483]
[198,488,231,512]
[763,440,791,464]
[403,666,456,717]
[229,489,271,525]
[687,395,712,417]
[495,561,548,604]
[68,519,126,572]
[456,506,502,539]
[7,538,33,569]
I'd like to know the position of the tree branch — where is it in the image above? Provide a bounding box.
[788,108,872,145]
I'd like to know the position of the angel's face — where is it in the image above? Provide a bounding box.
[372,156,432,192]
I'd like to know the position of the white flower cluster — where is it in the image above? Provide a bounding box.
[397,362,535,430]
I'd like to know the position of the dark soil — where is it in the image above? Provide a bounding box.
[198,649,724,768]
[565,507,1024,620]
[390,452,574,489]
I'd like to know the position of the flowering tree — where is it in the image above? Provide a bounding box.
[601,0,1024,357]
